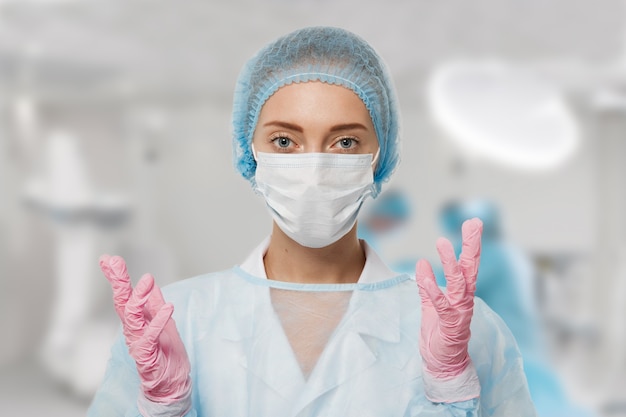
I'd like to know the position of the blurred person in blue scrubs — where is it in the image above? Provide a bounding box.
[357,187,424,275]
[436,199,596,417]
[357,188,412,253]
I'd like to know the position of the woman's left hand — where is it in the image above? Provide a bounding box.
[416,218,483,379]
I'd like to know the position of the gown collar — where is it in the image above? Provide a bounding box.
[239,236,399,284]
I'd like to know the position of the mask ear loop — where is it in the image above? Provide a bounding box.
[371,147,381,167]
[251,143,259,162]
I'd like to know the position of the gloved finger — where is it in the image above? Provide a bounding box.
[99,254,132,320]
[142,302,175,351]
[459,218,483,295]
[416,259,435,308]
[145,274,166,320]
[132,303,178,396]
[436,237,466,305]
[416,259,451,315]
[124,274,155,340]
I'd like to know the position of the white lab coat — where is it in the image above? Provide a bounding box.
[88,239,536,417]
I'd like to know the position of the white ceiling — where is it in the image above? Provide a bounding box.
[0,0,624,102]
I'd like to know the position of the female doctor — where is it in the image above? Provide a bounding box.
[88,26,536,416]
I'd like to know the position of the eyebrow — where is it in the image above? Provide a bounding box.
[329,123,369,133]
[262,121,303,132]
[261,121,369,132]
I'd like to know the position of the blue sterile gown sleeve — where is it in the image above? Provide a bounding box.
[88,239,536,417]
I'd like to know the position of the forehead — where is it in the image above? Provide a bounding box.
[258,81,372,124]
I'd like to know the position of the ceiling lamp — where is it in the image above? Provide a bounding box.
[427,60,580,171]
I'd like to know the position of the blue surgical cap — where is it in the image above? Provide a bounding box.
[231,26,401,196]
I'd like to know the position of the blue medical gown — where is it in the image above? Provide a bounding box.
[89,269,536,417]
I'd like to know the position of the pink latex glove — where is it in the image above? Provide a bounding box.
[99,254,191,405]
[416,218,482,383]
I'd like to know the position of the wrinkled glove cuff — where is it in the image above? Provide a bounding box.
[422,362,480,403]
[137,390,192,417]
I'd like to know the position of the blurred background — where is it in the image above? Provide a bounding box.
[0,0,625,416]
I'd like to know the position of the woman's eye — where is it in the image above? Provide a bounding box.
[273,137,292,148]
[337,137,356,149]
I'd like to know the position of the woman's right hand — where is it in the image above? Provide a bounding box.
[99,254,191,405]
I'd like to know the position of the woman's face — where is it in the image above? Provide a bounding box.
[252,81,379,158]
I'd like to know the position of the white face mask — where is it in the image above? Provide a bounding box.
[253,150,378,248]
